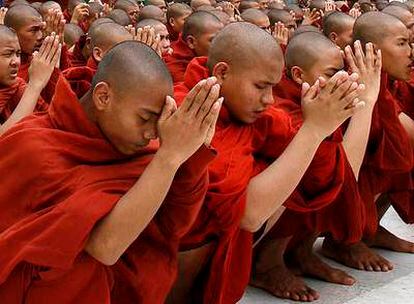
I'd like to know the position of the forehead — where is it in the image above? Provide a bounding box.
[154,23,168,34]
[21,16,43,28]
[313,47,343,70]
[0,35,20,49]
[388,22,410,38]
[202,21,223,34]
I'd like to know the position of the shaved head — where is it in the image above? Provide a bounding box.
[137,5,166,22]
[9,0,29,7]
[147,0,167,10]
[241,8,270,29]
[0,24,17,40]
[382,4,414,29]
[211,10,231,25]
[196,5,217,11]
[286,32,335,73]
[353,11,407,45]
[292,25,320,38]
[182,11,222,39]
[108,9,131,26]
[68,0,84,13]
[136,18,165,28]
[191,0,211,10]
[115,0,138,11]
[64,23,84,48]
[167,3,192,20]
[4,4,42,30]
[267,8,293,26]
[323,11,354,35]
[39,1,61,17]
[239,0,260,12]
[208,22,282,71]
[309,0,325,11]
[268,1,285,9]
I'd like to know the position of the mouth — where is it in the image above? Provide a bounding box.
[9,70,18,78]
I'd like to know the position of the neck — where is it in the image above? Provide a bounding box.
[80,91,98,123]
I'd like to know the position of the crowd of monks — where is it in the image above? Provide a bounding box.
[0,0,413,302]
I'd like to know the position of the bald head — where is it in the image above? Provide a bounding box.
[115,0,139,11]
[0,25,18,41]
[286,32,337,73]
[167,3,192,20]
[147,0,167,10]
[353,11,407,45]
[64,23,84,48]
[68,0,84,13]
[182,11,222,39]
[211,10,231,25]
[39,1,61,17]
[309,0,325,11]
[138,5,166,22]
[207,22,283,71]
[323,12,354,35]
[4,5,42,30]
[108,9,131,26]
[267,8,294,26]
[239,0,260,12]
[292,25,320,38]
[241,8,270,28]
[89,23,132,57]
[191,0,211,10]
[382,4,414,28]
[92,40,172,95]
[268,1,285,9]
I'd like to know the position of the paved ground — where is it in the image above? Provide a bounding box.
[239,208,414,304]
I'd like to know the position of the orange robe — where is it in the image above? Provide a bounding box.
[164,36,196,83]
[0,77,215,304]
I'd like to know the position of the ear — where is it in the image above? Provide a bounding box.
[329,32,338,43]
[169,17,175,27]
[185,35,196,50]
[92,82,112,111]
[211,62,230,85]
[290,66,305,85]
[92,46,104,63]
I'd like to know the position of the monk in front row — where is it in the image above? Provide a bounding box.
[0,41,221,304]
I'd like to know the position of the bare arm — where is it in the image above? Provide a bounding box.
[399,112,414,146]
[85,78,222,265]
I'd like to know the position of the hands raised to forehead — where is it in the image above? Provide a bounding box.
[302,8,321,26]
[344,40,382,107]
[301,71,365,139]
[157,77,223,165]
[126,25,163,57]
[29,32,61,90]
[45,9,65,43]
[272,22,289,46]
[70,3,90,25]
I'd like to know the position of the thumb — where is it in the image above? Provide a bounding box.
[159,96,177,122]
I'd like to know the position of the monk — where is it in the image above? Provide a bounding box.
[0,26,59,134]
[147,0,168,13]
[166,3,192,42]
[268,8,297,37]
[238,0,261,13]
[136,19,172,56]
[63,0,84,23]
[137,5,166,23]
[64,23,83,49]
[168,22,365,304]
[322,12,414,273]
[323,11,355,49]
[4,4,70,103]
[241,8,271,31]
[63,23,132,97]
[191,0,212,11]
[165,11,223,83]
[256,32,381,302]
[0,40,221,304]
[108,9,132,26]
[114,0,140,25]
[39,0,62,19]
[382,4,414,41]
[211,10,232,25]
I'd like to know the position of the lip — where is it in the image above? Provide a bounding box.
[9,70,18,78]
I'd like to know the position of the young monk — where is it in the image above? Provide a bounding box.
[191,0,212,11]
[168,22,365,304]
[63,22,132,97]
[241,8,271,31]
[268,8,297,37]
[323,11,355,49]
[137,5,166,23]
[136,19,172,55]
[147,0,168,13]
[39,0,62,19]
[108,9,132,26]
[0,26,60,134]
[114,0,140,25]
[64,23,84,49]
[238,0,261,13]
[166,3,192,42]
[382,4,414,42]
[322,12,414,273]
[165,11,223,83]
[0,40,221,304]
[63,0,84,23]
[255,32,381,302]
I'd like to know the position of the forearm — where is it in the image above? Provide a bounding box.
[399,112,414,147]
[342,105,374,180]
[0,83,42,135]
[241,123,323,232]
[85,149,181,265]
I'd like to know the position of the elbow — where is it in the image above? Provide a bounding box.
[240,214,264,233]
[85,239,121,266]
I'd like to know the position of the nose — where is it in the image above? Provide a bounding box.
[144,127,158,140]
[261,89,275,106]
[10,54,20,67]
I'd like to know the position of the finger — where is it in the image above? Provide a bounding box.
[141,27,149,43]
[46,35,60,62]
[51,43,62,67]
[188,77,217,117]
[147,27,155,46]
[136,27,143,41]
[344,45,358,73]
[201,97,222,134]
[196,83,221,120]
[38,36,49,57]
[354,40,366,71]
[181,79,207,112]
[342,100,365,118]
[365,42,375,68]
[158,96,177,122]
[323,71,348,95]
[375,49,382,70]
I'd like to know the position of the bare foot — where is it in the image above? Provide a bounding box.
[250,264,320,302]
[290,247,356,285]
[370,226,414,253]
[321,238,393,272]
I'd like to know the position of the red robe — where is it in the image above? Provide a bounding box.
[390,72,414,120]
[166,23,179,42]
[0,77,215,304]
[18,46,71,103]
[67,34,88,69]
[359,73,414,231]
[164,36,196,83]
[0,77,48,124]
[62,57,98,98]
[269,74,366,244]
[174,57,297,304]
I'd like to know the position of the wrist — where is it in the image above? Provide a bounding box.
[26,80,45,93]
[154,147,184,171]
[301,120,327,143]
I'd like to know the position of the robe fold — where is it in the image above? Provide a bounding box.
[174,57,297,304]
[269,74,366,244]
[164,36,196,83]
[67,34,88,69]
[390,72,414,120]
[359,73,414,232]
[0,77,215,304]
[0,78,48,124]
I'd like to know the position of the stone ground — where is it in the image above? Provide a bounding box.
[239,207,414,304]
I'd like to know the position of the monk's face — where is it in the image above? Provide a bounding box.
[191,22,223,56]
[15,16,45,55]
[154,24,171,55]
[153,0,167,13]
[169,11,191,33]
[0,35,21,87]
[398,10,414,42]
[332,21,354,49]
[377,25,413,80]
[258,0,269,9]
[294,46,344,85]
[95,81,173,155]
[216,55,283,123]
[126,5,140,23]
